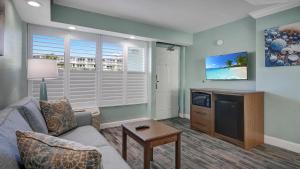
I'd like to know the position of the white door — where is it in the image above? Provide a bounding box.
[155,46,179,120]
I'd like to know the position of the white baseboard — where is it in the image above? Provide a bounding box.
[264,135,300,154]
[179,112,190,119]
[100,117,151,129]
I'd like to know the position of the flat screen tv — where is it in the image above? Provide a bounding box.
[205,52,248,80]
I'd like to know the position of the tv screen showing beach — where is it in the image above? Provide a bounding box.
[205,52,248,80]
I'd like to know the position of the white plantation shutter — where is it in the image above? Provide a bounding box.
[30,34,65,101]
[126,73,147,104]
[32,70,65,100]
[100,72,124,106]
[100,39,125,106]
[127,47,145,72]
[101,41,123,72]
[69,39,97,108]
[126,47,147,104]
[29,26,148,108]
[100,37,148,107]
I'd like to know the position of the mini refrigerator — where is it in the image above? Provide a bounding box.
[215,100,244,141]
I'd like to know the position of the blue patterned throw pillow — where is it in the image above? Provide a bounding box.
[40,97,77,136]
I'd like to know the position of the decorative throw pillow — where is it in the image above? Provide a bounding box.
[16,131,102,169]
[40,97,77,136]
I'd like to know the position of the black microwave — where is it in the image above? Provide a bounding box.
[191,92,211,108]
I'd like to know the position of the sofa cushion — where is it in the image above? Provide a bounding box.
[40,97,77,136]
[74,111,92,127]
[16,131,103,169]
[98,146,131,169]
[0,108,32,169]
[13,97,48,134]
[59,126,110,148]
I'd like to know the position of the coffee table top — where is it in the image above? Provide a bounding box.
[122,120,181,141]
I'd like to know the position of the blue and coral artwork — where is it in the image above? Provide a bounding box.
[265,22,300,67]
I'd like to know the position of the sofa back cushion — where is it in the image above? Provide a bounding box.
[0,108,33,169]
[16,131,102,169]
[13,97,48,134]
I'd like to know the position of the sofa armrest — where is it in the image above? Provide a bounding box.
[74,111,92,127]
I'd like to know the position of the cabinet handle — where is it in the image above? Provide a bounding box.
[196,111,207,116]
[195,122,206,127]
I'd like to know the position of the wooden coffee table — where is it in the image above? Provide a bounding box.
[122,120,182,169]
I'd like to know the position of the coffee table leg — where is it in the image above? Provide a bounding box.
[144,144,151,169]
[122,128,127,160]
[176,134,181,169]
[150,148,153,161]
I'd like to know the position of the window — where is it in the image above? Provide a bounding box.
[28,25,148,108]
[127,47,145,72]
[30,34,65,101]
[32,35,65,68]
[126,47,147,104]
[100,37,148,106]
[102,42,123,71]
[100,39,125,106]
[69,39,97,108]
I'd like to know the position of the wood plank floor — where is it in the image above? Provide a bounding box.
[100,118,300,169]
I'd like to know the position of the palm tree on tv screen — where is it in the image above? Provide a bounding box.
[226,60,233,67]
[236,55,247,66]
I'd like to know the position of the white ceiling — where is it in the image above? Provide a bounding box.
[13,0,300,40]
[53,0,274,33]
[13,0,156,42]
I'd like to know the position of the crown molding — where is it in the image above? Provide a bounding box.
[249,1,300,19]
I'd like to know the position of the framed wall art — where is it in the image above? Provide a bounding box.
[265,22,300,67]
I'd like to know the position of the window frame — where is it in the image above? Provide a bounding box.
[127,47,146,73]
[27,26,67,99]
[100,35,148,106]
[28,25,149,108]
[67,32,100,108]
[100,36,125,72]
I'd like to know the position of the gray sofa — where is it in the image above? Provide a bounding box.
[0,97,130,169]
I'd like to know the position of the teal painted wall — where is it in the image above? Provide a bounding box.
[185,7,300,144]
[51,4,193,45]
[50,4,191,123]
[256,6,300,143]
[184,17,257,114]
[0,0,27,109]
[100,104,149,123]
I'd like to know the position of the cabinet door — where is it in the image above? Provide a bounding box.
[191,106,210,133]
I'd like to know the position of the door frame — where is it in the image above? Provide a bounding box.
[154,46,180,120]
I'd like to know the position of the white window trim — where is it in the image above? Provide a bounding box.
[99,35,148,107]
[28,25,149,108]
[27,26,66,99]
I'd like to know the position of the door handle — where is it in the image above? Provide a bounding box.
[155,74,159,89]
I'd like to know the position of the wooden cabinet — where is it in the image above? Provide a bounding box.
[190,88,264,150]
[191,105,211,134]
